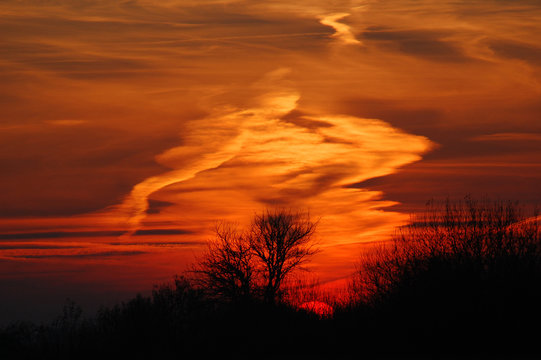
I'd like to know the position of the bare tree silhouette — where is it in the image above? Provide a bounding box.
[248,209,318,303]
[192,223,255,301]
[192,209,318,304]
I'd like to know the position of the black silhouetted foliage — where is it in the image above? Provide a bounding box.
[346,197,541,354]
[0,276,331,360]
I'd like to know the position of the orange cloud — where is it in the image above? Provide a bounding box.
[319,13,362,45]
[108,71,434,284]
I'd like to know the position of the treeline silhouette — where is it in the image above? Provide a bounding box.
[344,198,541,356]
[2,200,540,359]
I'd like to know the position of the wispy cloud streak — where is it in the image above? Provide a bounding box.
[319,13,362,45]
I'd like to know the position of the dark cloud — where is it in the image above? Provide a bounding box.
[471,133,541,142]
[0,231,124,240]
[341,93,541,216]
[453,0,541,16]
[352,163,541,214]
[0,41,62,61]
[0,126,180,217]
[321,135,356,145]
[338,96,541,155]
[0,40,159,80]
[133,229,192,236]
[256,167,354,204]
[0,244,84,250]
[338,97,444,136]
[362,29,474,62]
[11,251,147,259]
[487,39,541,66]
[280,110,334,130]
[0,228,190,240]
[417,136,541,164]
[145,199,175,214]
[108,241,205,247]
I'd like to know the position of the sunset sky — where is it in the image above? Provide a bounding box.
[1,0,540,324]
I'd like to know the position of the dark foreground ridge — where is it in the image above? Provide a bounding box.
[2,200,540,359]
